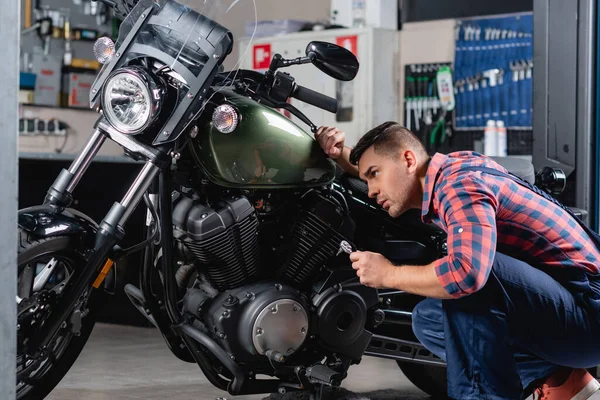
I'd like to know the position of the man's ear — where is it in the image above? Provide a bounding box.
[403,149,418,173]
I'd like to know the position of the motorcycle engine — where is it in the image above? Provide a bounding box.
[172,189,353,291]
[172,194,260,291]
[276,190,353,285]
[174,188,375,370]
[185,282,310,363]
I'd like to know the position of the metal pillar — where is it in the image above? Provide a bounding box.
[0,0,19,397]
[533,0,596,227]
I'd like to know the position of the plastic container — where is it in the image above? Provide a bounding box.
[484,120,498,156]
[496,120,507,156]
[352,0,367,27]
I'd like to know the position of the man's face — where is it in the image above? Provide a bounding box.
[358,146,417,218]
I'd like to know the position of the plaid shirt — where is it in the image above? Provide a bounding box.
[422,151,600,299]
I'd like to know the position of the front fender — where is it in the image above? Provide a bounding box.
[18,205,116,293]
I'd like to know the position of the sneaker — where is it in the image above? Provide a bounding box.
[533,368,600,400]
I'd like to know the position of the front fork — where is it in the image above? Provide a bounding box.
[30,118,168,354]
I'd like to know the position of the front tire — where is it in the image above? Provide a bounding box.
[396,361,448,399]
[16,229,103,400]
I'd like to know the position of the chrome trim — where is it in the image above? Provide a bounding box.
[119,161,160,226]
[97,120,159,161]
[66,129,106,193]
[33,258,58,292]
[101,66,165,135]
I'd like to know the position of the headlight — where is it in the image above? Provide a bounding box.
[102,67,164,135]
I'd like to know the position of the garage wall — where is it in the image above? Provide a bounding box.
[19,106,125,157]
[20,2,458,156]
[179,0,331,70]
[225,0,330,70]
[402,0,533,22]
[397,19,456,125]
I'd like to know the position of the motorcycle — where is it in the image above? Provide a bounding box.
[15,0,570,398]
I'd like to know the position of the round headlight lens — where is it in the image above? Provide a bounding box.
[102,70,156,134]
[212,104,240,134]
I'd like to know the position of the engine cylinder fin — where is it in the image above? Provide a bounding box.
[183,202,260,291]
[282,210,348,284]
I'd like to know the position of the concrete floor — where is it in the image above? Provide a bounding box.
[46,323,600,400]
[47,323,430,400]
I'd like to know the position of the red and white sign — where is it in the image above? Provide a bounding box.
[253,44,272,70]
[336,35,358,57]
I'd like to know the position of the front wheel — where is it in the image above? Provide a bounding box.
[396,361,448,399]
[16,229,103,399]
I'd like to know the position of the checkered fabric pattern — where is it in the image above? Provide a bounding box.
[422,151,600,298]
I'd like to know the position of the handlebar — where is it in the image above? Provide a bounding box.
[216,69,338,132]
[292,84,339,114]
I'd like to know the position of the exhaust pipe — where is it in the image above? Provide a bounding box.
[180,323,245,393]
[180,323,286,395]
[124,284,158,328]
[126,284,287,395]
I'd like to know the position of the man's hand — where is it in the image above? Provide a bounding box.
[349,252,455,298]
[315,126,345,160]
[349,251,395,289]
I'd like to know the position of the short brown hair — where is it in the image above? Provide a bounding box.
[349,121,428,165]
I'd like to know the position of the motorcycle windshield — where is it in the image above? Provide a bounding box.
[119,0,240,77]
[93,0,258,142]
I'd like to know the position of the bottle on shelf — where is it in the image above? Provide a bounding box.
[496,120,507,156]
[484,120,498,156]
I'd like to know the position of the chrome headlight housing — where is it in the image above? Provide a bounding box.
[101,67,164,135]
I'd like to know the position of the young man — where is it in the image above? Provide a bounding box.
[315,122,600,400]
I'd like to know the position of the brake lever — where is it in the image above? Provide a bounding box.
[226,69,319,133]
[253,92,318,133]
[279,103,318,133]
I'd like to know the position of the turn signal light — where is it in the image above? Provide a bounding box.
[212,104,240,134]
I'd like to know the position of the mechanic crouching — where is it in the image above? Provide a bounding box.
[315,122,600,400]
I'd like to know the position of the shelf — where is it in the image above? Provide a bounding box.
[20,104,99,113]
[19,152,142,164]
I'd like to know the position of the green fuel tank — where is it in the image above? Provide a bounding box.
[189,89,337,189]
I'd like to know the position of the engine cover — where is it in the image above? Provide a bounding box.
[311,281,380,361]
[172,194,260,291]
[201,282,309,363]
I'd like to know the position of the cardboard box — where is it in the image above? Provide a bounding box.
[62,71,96,109]
[32,53,62,107]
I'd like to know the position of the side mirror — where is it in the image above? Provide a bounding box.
[305,41,359,81]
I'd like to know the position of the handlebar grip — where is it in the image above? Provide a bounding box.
[292,85,339,114]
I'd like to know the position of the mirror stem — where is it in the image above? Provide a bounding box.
[282,56,312,67]
[270,54,312,72]
[268,54,285,73]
